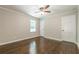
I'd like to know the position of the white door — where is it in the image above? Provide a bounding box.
[61,15,76,43]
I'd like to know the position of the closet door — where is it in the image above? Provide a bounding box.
[61,14,76,43]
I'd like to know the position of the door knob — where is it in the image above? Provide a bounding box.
[61,30,64,31]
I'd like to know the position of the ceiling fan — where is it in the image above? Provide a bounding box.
[35,5,51,15]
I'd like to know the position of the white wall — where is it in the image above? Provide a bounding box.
[40,10,77,42]
[40,19,45,36]
[40,14,61,41]
[0,7,40,45]
[77,6,79,47]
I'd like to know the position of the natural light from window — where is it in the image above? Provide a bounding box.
[30,19,36,32]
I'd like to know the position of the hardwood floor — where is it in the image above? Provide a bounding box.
[0,36,78,54]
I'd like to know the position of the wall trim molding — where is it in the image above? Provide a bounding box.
[43,36,62,41]
[43,36,77,44]
[0,36,40,46]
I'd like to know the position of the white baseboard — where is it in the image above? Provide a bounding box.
[0,36,40,46]
[43,36,77,44]
[43,36,62,41]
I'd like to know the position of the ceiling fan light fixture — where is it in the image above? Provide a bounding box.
[40,11,48,15]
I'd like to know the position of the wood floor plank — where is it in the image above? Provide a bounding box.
[0,36,78,54]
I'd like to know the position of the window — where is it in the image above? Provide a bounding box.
[30,19,36,32]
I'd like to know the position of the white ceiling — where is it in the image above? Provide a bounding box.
[0,5,77,18]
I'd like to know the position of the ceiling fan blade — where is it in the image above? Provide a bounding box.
[44,11,51,13]
[45,5,50,9]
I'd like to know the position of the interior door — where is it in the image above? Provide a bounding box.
[61,14,76,43]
